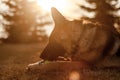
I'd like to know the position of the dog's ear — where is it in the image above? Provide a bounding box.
[51,7,66,24]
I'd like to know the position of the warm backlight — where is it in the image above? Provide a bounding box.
[37,0,68,12]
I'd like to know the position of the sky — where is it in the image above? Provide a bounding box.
[36,0,96,19]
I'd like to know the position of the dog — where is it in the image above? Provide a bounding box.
[40,7,120,65]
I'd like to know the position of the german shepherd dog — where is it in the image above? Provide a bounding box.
[39,8,120,65]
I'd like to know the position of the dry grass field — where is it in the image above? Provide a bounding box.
[0,43,45,80]
[0,43,120,80]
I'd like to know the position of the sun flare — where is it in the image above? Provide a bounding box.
[37,0,68,12]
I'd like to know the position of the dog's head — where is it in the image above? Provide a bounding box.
[51,8,82,52]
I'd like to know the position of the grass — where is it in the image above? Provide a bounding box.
[0,43,45,80]
[0,43,120,80]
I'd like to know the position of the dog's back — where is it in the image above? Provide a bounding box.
[70,21,119,63]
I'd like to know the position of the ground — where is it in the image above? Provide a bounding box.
[0,43,44,80]
[0,43,120,80]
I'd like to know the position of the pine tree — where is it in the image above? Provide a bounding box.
[81,0,119,30]
[4,0,50,43]
[0,0,12,40]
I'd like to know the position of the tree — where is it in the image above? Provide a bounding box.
[81,0,120,30]
[3,0,51,43]
[0,0,13,42]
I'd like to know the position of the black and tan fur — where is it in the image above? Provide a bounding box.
[40,8,120,64]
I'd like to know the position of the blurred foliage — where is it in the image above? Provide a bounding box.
[0,0,51,43]
[0,0,11,39]
[0,0,120,43]
[81,0,120,32]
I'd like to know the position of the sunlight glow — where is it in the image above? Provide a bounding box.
[36,0,95,20]
[37,0,68,12]
[69,71,81,80]
[36,0,96,36]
